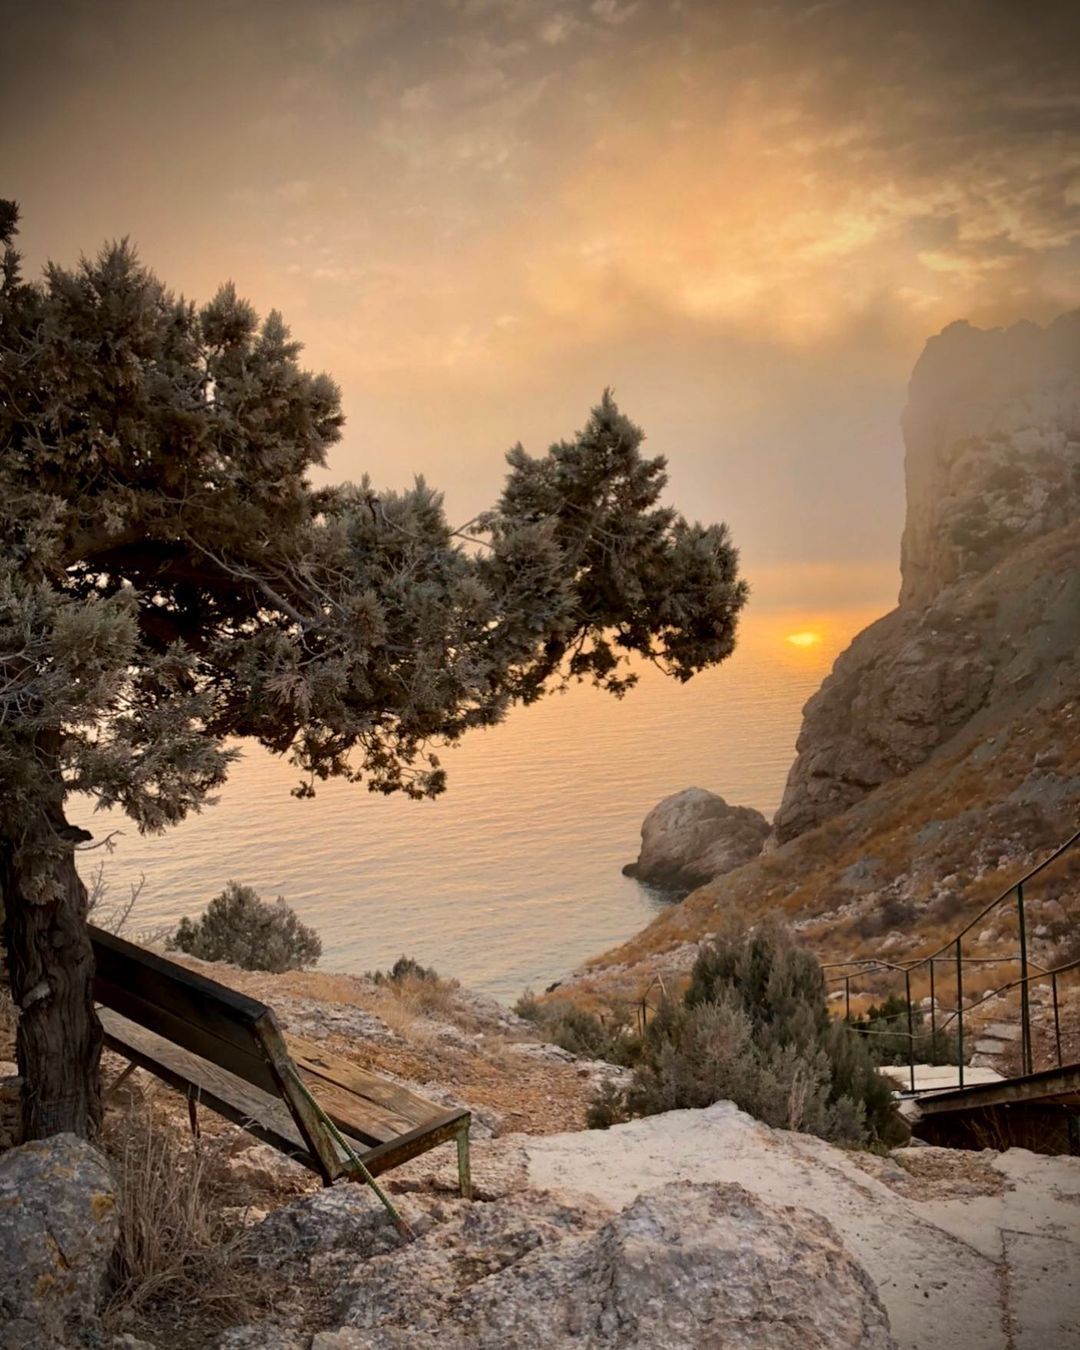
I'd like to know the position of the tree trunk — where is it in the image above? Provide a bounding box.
[1,843,102,1141]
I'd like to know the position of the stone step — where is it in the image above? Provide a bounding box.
[973,1038,1011,1054]
[983,1022,1023,1041]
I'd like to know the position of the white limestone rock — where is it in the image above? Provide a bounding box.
[319,1180,894,1349]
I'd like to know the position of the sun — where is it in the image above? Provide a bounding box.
[786,630,823,649]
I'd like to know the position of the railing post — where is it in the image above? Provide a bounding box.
[1052,971,1062,1069]
[956,938,964,1089]
[1017,881,1033,1075]
[845,976,851,1023]
[905,969,915,1093]
[929,958,937,1048]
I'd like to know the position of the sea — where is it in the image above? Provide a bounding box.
[79,606,881,1002]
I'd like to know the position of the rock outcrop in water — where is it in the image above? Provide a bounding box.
[774,312,1080,844]
[622,787,769,890]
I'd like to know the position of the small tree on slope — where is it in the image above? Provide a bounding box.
[0,203,747,1140]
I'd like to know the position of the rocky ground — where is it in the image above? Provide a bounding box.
[152,954,629,1139]
[2,936,1079,1350]
[5,1091,1077,1350]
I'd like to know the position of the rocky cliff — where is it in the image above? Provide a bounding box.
[774,312,1080,844]
[565,312,1079,1010]
[900,314,1080,608]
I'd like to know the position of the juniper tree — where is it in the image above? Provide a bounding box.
[0,203,748,1140]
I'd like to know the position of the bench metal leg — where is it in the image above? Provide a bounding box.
[456,1123,472,1200]
[105,1060,139,1103]
[187,1088,201,1142]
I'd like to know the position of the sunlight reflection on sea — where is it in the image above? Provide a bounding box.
[80,607,879,1001]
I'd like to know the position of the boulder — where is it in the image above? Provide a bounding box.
[623,788,769,890]
[318,1180,894,1349]
[247,1182,438,1275]
[0,1133,119,1349]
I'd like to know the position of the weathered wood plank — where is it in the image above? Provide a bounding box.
[284,1032,449,1128]
[93,936,473,1193]
[91,926,282,1095]
[292,1075,414,1146]
[357,1111,470,1179]
[101,1010,470,1183]
[98,1009,316,1160]
[91,926,268,1023]
[95,979,282,1096]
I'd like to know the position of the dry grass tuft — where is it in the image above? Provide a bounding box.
[101,1107,274,1339]
[391,970,463,1021]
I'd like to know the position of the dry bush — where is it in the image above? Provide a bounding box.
[87,863,147,936]
[392,970,461,1021]
[852,896,918,940]
[101,1107,273,1337]
[367,956,470,1031]
[924,888,968,927]
[516,999,641,1066]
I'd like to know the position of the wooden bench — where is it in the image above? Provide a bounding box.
[89,925,471,1197]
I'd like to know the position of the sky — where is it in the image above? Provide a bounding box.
[4,0,1079,614]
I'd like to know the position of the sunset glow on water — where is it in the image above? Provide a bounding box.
[18,3,1072,1006]
[83,605,881,1001]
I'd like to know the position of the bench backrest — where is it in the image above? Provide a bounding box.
[89,925,286,1098]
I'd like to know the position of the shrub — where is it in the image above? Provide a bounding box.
[369,955,440,985]
[595,923,903,1147]
[586,1078,631,1130]
[513,988,543,1023]
[167,882,322,973]
[366,955,465,1024]
[852,995,959,1067]
[512,987,641,1065]
[528,1002,641,1067]
[853,897,918,939]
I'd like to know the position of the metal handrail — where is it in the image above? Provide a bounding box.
[826,828,1079,1091]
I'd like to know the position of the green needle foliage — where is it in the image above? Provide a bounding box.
[167,882,322,973]
[0,201,747,1136]
[589,924,904,1148]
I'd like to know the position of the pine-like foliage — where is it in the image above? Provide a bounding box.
[0,203,747,897]
[0,201,747,1133]
[611,925,901,1147]
[167,883,321,973]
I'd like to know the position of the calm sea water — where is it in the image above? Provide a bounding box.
[81,607,878,1001]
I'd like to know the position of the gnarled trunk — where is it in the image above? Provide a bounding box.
[1,843,102,1140]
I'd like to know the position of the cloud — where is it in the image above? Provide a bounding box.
[5,0,1078,576]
